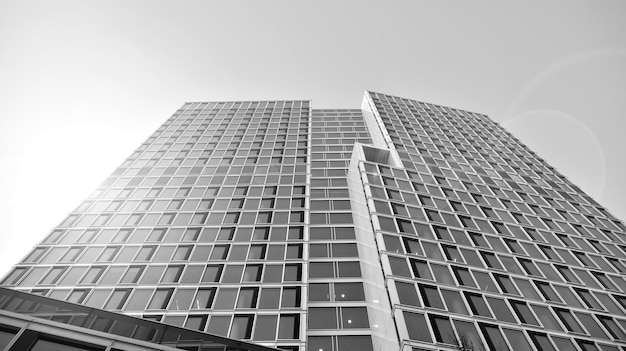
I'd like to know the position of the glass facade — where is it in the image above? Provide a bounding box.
[1,92,625,351]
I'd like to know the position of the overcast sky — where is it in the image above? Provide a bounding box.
[1,0,625,277]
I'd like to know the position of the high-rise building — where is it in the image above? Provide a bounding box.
[1,91,625,351]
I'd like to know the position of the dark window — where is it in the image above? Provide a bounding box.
[278,315,299,339]
[147,289,173,309]
[465,292,491,317]
[419,284,443,309]
[404,311,432,342]
[429,315,455,344]
[510,300,539,325]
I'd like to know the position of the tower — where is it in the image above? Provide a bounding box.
[1,92,625,351]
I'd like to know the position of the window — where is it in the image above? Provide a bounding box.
[278,314,299,339]
[243,264,262,282]
[598,316,626,340]
[191,288,215,310]
[494,274,518,294]
[104,289,131,309]
[231,315,254,339]
[420,284,444,309]
[0,326,17,350]
[161,266,183,283]
[148,289,174,309]
[237,288,259,308]
[465,292,491,317]
[528,333,556,351]
[97,247,119,262]
[536,282,560,302]
[254,315,277,341]
[510,300,539,325]
[80,267,105,284]
[342,307,369,328]
[120,266,145,284]
[29,337,104,351]
[67,289,89,304]
[40,267,66,285]
[281,287,301,308]
[480,324,510,351]
[58,247,82,263]
[185,315,208,332]
[410,258,432,279]
[309,307,336,329]
[575,289,603,310]
[531,305,561,331]
[403,311,432,342]
[486,296,516,323]
[395,281,420,307]
[284,264,301,281]
[335,282,365,301]
[441,289,468,315]
[430,315,455,344]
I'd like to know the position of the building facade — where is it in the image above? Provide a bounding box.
[1,91,625,351]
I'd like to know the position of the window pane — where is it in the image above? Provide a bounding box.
[237,288,259,308]
[531,305,562,331]
[148,289,173,309]
[335,283,365,301]
[308,336,332,351]
[259,288,280,309]
[202,265,223,282]
[309,283,330,302]
[214,288,238,310]
[395,281,420,307]
[309,307,336,329]
[528,333,556,351]
[430,315,455,344]
[263,265,283,283]
[281,287,300,308]
[574,312,609,339]
[104,289,131,310]
[230,315,253,339]
[30,339,98,351]
[337,261,361,277]
[466,293,491,317]
[84,289,111,309]
[337,335,373,351]
[441,289,468,315]
[403,311,432,342]
[253,315,277,341]
[161,266,183,283]
[0,328,17,350]
[420,285,444,309]
[453,320,484,351]
[278,315,299,339]
[342,307,369,328]
[485,296,515,323]
[124,289,151,311]
[388,256,411,278]
[192,288,215,309]
[502,328,533,351]
[169,289,194,311]
[222,265,243,283]
[480,324,510,351]
[185,315,207,332]
[207,316,230,337]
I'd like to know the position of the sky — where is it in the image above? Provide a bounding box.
[0,0,625,277]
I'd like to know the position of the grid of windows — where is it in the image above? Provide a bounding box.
[1,92,625,351]
[364,92,626,350]
[308,109,374,351]
[3,100,310,351]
